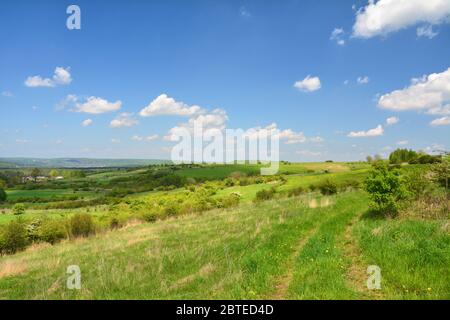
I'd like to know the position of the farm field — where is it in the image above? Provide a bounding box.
[0,160,448,300]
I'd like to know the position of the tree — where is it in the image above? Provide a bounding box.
[30,168,42,182]
[366,155,373,163]
[49,169,59,178]
[389,148,418,164]
[0,188,6,202]
[364,162,408,216]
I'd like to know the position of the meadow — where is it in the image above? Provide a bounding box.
[0,160,448,300]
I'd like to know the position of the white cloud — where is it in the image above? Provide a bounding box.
[56,94,78,111]
[55,139,63,145]
[397,140,409,145]
[110,113,139,128]
[386,116,399,125]
[15,139,29,143]
[357,76,370,84]
[430,116,450,126]
[74,97,122,114]
[330,27,346,45]
[296,150,322,157]
[139,94,204,117]
[111,138,120,144]
[353,0,450,38]
[294,75,321,92]
[417,25,438,39]
[378,67,450,115]
[25,67,72,87]
[52,67,72,85]
[1,91,13,97]
[164,109,228,141]
[131,134,159,142]
[347,124,384,137]
[82,119,93,127]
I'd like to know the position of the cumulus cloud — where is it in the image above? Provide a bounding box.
[330,27,346,45]
[386,116,399,125]
[25,67,72,88]
[82,119,93,127]
[110,113,139,128]
[397,140,409,145]
[430,116,450,126]
[164,109,228,141]
[353,0,450,38]
[417,25,438,39]
[347,124,384,137]
[357,76,370,84]
[294,75,321,92]
[139,94,204,117]
[74,96,122,114]
[111,138,120,144]
[378,67,450,116]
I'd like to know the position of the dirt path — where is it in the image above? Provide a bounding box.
[268,227,318,300]
[341,215,384,299]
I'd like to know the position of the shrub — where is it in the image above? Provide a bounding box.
[254,188,276,202]
[364,163,409,216]
[404,167,433,199]
[0,188,6,202]
[221,193,241,208]
[288,186,305,197]
[317,179,338,195]
[0,220,29,255]
[12,203,26,215]
[39,220,67,244]
[69,213,95,238]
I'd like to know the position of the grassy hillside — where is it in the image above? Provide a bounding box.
[0,191,448,299]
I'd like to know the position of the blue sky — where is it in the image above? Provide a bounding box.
[1,0,449,161]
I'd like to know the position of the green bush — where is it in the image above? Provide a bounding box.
[220,193,241,208]
[69,213,95,238]
[317,179,338,195]
[12,203,26,215]
[0,220,29,255]
[0,188,6,202]
[254,188,276,202]
[288,186,305,197]
[39,220,67,244]
[364,163,408,216]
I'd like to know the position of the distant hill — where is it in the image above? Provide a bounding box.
[0,158,172,168]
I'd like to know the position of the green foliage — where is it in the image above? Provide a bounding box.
[389,148,418,164]
[39,219,67,244]
[12,203,25,215]
[364,163,408,216]
[288,186,305,197]
[30,168,42,179]
[403,167,433,199]
[0,220,28,255]
[254,188,276,202]
[316,179,338,195]
[69,213,95,238]
[409,154,441,164]
[0,187,6,202]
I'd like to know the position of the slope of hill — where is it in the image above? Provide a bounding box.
[0,158,171,168]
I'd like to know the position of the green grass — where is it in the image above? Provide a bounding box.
[5,189,96,201]
[353,216,450,299]
[1,190,447,299]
